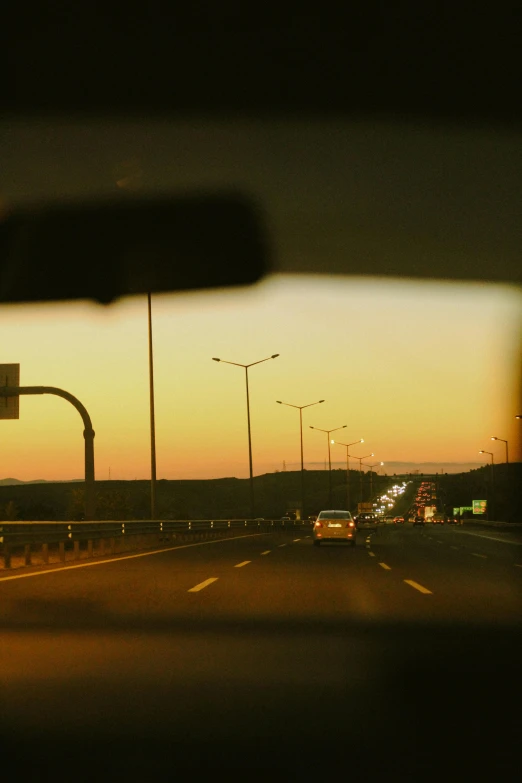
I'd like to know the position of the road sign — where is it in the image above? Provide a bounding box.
[472,500,487,515]
[0,364,20,419]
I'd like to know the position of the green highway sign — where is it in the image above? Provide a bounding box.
[472,500,487,515]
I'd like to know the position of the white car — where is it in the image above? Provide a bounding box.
[313,510,357,547]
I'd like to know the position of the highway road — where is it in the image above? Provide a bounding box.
[1,524,521,778]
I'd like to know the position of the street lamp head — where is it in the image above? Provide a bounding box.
[276,400,282,404]
[271,354,280,359]
[360,439,364,443]
[309,426,315,430]
[212,358,220,362]
[491,436,498,441]
[330,439,335,444]
[319,400,325,403]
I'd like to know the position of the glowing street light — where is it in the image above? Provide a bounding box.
[490,436,509,464]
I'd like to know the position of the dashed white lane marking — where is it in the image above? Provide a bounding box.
[0,533,264,583]
[368,552,376,557]
[436,540,444,544]
[404,579,433,595]
[471,553,488,559]
[278,544,287,548]
[515,564,522,568]
[450,546,460,550]
[188,578,218,592]
[234,561,251,568]
[379,563,391,570]
[260,550,271,556]
[293,539,301,542]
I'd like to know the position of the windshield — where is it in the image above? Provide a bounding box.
[1,114,521,778]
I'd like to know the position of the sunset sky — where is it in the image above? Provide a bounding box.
[1,274,520,482]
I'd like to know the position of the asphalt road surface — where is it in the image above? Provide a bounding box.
[1,524,521,779]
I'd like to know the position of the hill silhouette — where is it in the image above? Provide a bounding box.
[0,466,519,521]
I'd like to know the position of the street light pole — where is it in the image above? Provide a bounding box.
[147,293,157,520]
[244,365,254,514]
[479,450,495,519]
[213,353,279,518]
[276,399,325,516]
[490,436,509,464]
[331,439,364,512]
[362,462,384,504]
[351,453,375,505]
[309,424,347,507]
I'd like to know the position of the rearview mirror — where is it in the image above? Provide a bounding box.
[0,192,269,304]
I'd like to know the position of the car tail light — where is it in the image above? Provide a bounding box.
[348,521,354,527]
[315,521,323,528]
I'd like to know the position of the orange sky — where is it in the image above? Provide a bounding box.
[1,274,521,481]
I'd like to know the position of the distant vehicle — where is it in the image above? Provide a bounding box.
[384,516,395,524]
[394,516,405,524]
[355,512,377,526]
[413,516,425,526]
[313,510,357,547]
[431,513,445,524]
[281,516,292,522]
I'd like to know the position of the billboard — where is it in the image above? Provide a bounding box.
[0,364,20,419]
[472,500,487,515]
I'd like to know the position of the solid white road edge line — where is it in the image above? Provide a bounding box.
[0,533,265,583]
[456,531,522,545]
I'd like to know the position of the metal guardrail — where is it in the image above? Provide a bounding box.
[0,519,313,569]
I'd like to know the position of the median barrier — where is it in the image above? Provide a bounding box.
[0,519,313,571]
